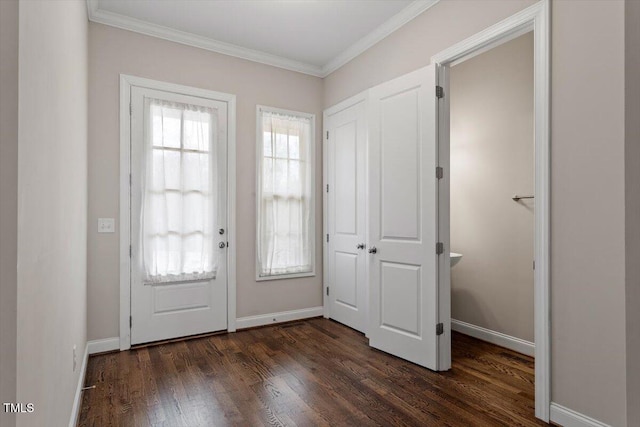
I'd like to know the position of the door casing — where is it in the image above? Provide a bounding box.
[432,0,550,421]
[119,74,237,350]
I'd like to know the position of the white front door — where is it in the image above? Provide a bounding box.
[326,99,368,333]
[130,86,228,345]
[367,65,441,369]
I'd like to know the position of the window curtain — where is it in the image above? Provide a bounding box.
[257,110,313,277]
[142,98,218,284]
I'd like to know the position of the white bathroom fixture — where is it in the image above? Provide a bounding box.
[450,252,463,267]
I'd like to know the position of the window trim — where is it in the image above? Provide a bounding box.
[255,105,316,282]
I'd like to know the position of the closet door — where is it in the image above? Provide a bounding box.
[367,65,441,369]
[325,97,368,333]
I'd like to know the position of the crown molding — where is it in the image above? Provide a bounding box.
[86,0,324,76]
[86,0,440,78]
[321,0,440,76]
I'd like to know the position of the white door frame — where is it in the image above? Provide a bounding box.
[431,0,550,421]
[119,74,237,350]
[322,90,369,332]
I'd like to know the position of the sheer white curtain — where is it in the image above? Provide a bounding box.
[257,109,313,277]
[142,98,218,284]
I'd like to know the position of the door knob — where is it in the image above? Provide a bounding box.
[368,247,377,254]
[357,243,365,250]
[219,242,226,249]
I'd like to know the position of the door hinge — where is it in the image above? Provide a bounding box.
[129,103,132,115]
[436,166,444,179]
[326,131,329,139]
[129,316,132,328]
[326,287,329,296]
[129,173,132,186]
[129,245,132,257]
[533,260,536,270]
[436,322,444,336]
[436,242,444,255]
[326,234,329,243]
[436,86,444,99]
[326,184,329,193]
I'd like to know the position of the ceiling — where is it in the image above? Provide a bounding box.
[87,0,439,77]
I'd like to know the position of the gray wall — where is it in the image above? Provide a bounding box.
[551,2,626,423]
[87,23,324,341]
[626,0,640,425]
[16,1,88,426]
[0,0,19,426]
[450,33,534,342]
[324,1,627,425]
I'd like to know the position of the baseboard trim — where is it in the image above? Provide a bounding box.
[550,403,612,427]
[451,319,535,357]
[236,307,324,330]
[68,342,89,427]
[87,337,120,355]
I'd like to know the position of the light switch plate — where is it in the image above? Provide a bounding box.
[98,218,115,233]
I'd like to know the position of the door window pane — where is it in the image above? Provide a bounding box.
[143,98,218,284]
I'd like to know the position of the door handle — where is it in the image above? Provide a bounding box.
[218,242,226,249]
[357,243,365,250]
[368,247,377,254]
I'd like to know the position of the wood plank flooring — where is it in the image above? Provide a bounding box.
[79,318,548,426]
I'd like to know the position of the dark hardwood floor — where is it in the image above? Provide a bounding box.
[79,318,547,426]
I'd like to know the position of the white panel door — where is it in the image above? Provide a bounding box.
[130,86,228,345]
[326,99,367,333]
[368,65,440,369]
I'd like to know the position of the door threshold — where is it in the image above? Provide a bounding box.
[130,329,228,350]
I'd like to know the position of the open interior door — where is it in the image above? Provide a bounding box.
[367,64,443,370]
